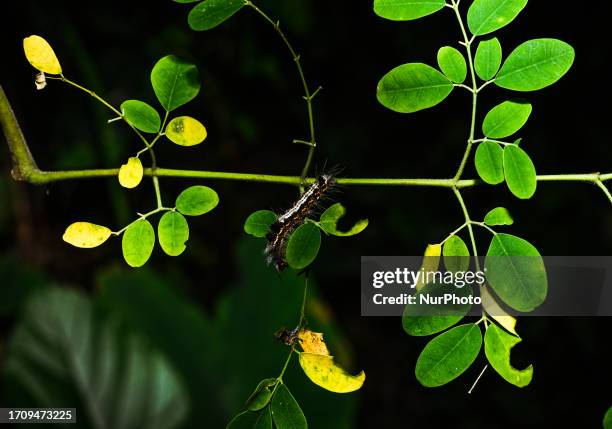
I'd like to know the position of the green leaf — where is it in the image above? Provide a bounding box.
[503,144,536,199]
[285,223,321,270]
[122,219,155,268]
[319,203,368,237]
[495,39,575,92]
[482,100,532,139]
[443,235,470,273]
[188,0,246,31]
[158,212,189,256]
[437,46,467,84]
[3,288,188,429]
[244,210,277,238]
[475,37,502,81]
[415,324,483,387]
[403,283,473,337]
[467,0,528,36]
[484,207,514,226]
[373,0,446,21]
[246,379,278,412]
[484,324,533,387]
[271,384,307,429]
[475,141,504,185]
[604,407,612,429]
[176,185,219,216]
[485,233,547,312]
[166,116,208,146]
[120,100,161,133]
[227,410,257,428]
[377,63,454,113]
[151,55,200,111]
[254,407,272,429]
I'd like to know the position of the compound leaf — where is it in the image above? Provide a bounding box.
[63,222,111,248]
[166,116,207,146]
[121,100,161,133]
[271,384,307,429]
[485,233,547,312]
[243,210,277,238]
[415,324,482,387]
[437,46,467,84]
[285,223,321,270]
[188,0,246,31]
[475,141,504,185]
[377,63,453,113]
[158,212,189,257]
[176,185,219,216]
[467,0,528,36]
[151,55,200,111]
[504,144,536,199]
[373,0,446,21]
[475,37,502,81]
[482,100,532,139]
[495,39,575,92]
[23,35,62,74]
[122,219,155,268]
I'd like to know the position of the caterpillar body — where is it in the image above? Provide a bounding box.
[265,174,336,271]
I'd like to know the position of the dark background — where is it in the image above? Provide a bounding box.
[1,1,611,428]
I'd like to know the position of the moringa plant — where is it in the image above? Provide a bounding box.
[1,0,611,427]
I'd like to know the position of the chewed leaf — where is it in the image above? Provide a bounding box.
[23,35,62,74]
[158,212,189,256]
[298,353,365,393]
[415,244,442,291]
[319,203,368,237]
[484,207,514,226]
[118,157,144,189]
[63,222,111,248]
[166,116,207,146]
[244,210,277,238]
[484,324,533,387]
[297,329,329,356]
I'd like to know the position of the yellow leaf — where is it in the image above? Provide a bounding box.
[298,329,329,355]
[299,353,365,393]
[23,35,62,75]
[416,243,442,291]
[165,116,207,146]
[63,222,111,248]
[481,285,518,336]
[118,157,143,189]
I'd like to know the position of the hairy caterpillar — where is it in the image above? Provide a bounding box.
[265,174,336,271]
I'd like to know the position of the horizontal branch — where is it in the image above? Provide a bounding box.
[1,85,611,194]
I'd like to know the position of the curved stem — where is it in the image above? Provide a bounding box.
[246,1,318,189]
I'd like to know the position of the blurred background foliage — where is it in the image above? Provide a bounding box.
[1,1,611,428]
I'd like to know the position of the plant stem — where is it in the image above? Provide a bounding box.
[450,0,478,183]
[246,1,318,189]
[452,187,480,270]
